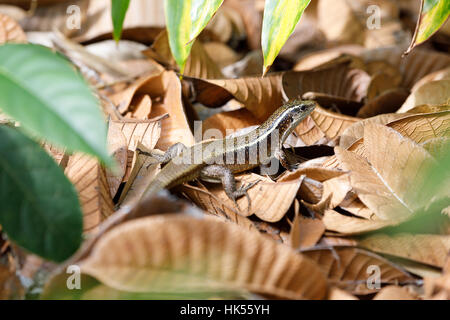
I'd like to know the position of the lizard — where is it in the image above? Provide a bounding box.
[137,99,317,209]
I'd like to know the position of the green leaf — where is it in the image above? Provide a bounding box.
[111,0,131,42]
[405,0,450,54]
[0,44,112,166]
[164,0,224,74]
[0,125,83,262]
[262,0,311,75]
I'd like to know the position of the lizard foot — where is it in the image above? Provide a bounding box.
[231,180,260,214]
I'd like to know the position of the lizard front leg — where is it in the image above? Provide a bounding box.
[200,165,259,212]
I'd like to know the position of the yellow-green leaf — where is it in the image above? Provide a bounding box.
[164,0,224,74]
[262,0,311,75]
[111,0,130,42]
[405,0,450,54]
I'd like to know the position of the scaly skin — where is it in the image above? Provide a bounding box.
[140,99,317,204]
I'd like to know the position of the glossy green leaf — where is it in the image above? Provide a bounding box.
[262,0,311,75]
[111,0,130,42]
[0,125,83,262]
[405,0,450,54]
[164,0,224,74]
[0,44,112,166]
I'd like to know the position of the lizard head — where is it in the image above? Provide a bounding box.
[275,99,317,143]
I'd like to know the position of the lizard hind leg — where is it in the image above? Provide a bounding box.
[200,165,260,213]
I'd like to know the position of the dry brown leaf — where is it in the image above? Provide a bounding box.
[293,49,364,72]
[65,154,114,234]
[202,108,260,136]
[180,183,257,230]
[339,113,409,148]
[283,64,370,104]
[335,124,436,220]
[186,173,302,222]
[340,197,376,220]
[360,47,450,89]
[289,215,325,249]
[106,122,127,198]
[359,234,450,268]
[297,106,359,145]
[0,13,26,43]
[278,166,344,183]
[190,73,284,121]
[302,247,414,295]
[203,42,241,68]
[0,265,24,299]
[317,0,365,45]
[128,94,152,119]
[307,174,353,213]
[412,67,450,92]
[388,111,450,143]
[424,272,450,299]
[372,285,417,300]
[399,80,450,113]
[357,88,410,118]
[143,71,195,150]
[323,210,394,235]
[365,73,401,102]
[327,287,358,300]
[109,71,163,114]
[79,215,327,299]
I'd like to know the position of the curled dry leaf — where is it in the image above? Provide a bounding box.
[0,13,27,44]
[411,66,450,92]
[293,49,364,72]
[64,154,114,234]
[189,73,284,121]
[302,247,414,295]
[359,234,450,268]
[184,173,302,223]
[339,113,409,148]
[180,182,256,231]
[306,173,353,214]
[202,108,260,136]
[398,80,450,113]
[298,106,359,146]
[335,123,436,220]
[387,110,450,143]
[360,47,450,89]
[283,63,370,104]
[372,285,417,300]
[79,215,327,299]
[356,88,410,118]
[323,209,394,235]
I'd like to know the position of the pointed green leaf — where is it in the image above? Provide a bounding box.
[262,0,311,75]
[0,126,83,262]
[0,44,112,166]
[405,0,450,54]
[164,0,224,74]
[112,0,131,42]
